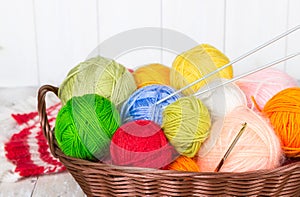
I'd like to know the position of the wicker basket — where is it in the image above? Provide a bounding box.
[38,84,300,197]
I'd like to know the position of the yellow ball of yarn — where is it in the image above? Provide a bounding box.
[162,96,211,157]
[133,63,170,88]
[58,56,137,107]
[171,44,233,92]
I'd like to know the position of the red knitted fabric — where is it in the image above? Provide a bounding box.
[4,103,66,178]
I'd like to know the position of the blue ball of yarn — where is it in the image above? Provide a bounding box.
[120,85,181,125]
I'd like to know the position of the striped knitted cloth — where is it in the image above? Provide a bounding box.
[3,103,65,181]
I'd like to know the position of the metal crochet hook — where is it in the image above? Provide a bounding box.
[214,122,248,172]
[194,52,300,97]
[155,25,300,105]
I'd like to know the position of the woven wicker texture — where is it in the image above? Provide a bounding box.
[38,85,300,197]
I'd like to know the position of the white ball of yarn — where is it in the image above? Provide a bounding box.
[195,79,247,121]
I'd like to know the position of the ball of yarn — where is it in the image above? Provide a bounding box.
[58,56,137,107]
[121,85,180,125]
[165,156,200,172]
[133,63,171,88]
[55,94,120,160]
[196,78,247,121]
[263,87,300,158]
[110,120,175,168]
[196,106,283,172]
[171,44,233,92]
[162,96,211,157]
[236,68,298,111]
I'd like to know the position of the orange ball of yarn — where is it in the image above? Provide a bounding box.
[166,156,200,172]
[133,63,170,88]
[263,87,300,158]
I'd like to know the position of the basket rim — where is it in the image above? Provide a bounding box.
[52,137,300,177]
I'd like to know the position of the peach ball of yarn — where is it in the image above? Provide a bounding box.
[133,63,171,88]
[236,68,298,111]
[171,44,233,93]
[263,87,300,158]
[165,156,200,172]
[196,106,283,172]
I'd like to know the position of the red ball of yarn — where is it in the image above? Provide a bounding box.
[110,120,175,168]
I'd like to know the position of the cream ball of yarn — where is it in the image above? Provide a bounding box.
[58,56,137,107]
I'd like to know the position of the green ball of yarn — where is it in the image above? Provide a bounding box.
[55,94,120,160]
[58,56,137,107]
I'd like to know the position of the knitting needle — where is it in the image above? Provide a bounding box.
[155,25,300,105]
[214,122,247,172]
[194,52,300,97]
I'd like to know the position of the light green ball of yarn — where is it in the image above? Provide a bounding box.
[55,94,120,160]
[162,96,211,157]
[58,56,137,107]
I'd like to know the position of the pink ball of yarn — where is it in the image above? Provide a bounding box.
[196,106,283,172]
[236,68,298,111]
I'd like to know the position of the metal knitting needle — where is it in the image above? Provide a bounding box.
[194,52,300,97]
[214,122,247,172]
[155,25,300,105]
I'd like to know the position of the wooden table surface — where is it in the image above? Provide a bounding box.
[0,87,86,197]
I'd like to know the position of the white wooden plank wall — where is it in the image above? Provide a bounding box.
[0,0,299,88]
[35,0,99,86]
[225,0,288,75]
[161,0,225,67]
[98,0,161,69]
[0,0,38,87]
[286,0,300,80]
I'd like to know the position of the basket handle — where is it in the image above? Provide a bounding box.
[37,85,59,157]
